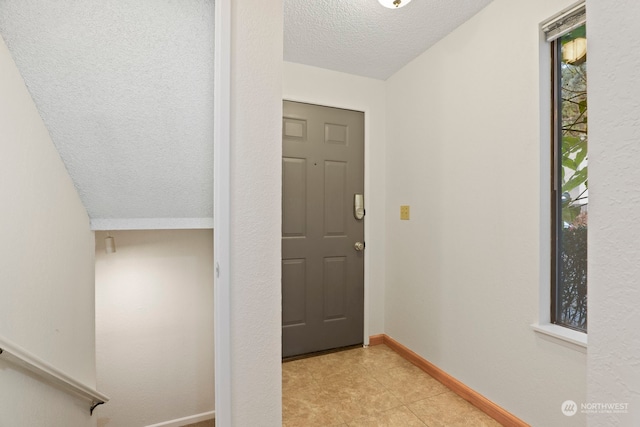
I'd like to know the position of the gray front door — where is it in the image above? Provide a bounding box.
[282,101,365,358]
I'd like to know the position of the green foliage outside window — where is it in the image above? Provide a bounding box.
[557,25,587,332]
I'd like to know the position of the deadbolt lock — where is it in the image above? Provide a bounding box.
[354,194,365,220]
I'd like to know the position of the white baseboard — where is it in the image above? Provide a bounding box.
[145,410,215,427]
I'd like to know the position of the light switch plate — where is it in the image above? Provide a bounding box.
[400,205,410,220]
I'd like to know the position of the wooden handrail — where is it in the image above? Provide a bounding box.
[0,335,109,415]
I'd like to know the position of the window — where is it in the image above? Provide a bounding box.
[546,5,587,332]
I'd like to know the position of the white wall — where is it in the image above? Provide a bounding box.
[225,0,283,424]
[384,0,585,425]
[95,230,214,427]
[587,1,640,425]
[283,61,387,338]
[0,35,97,427]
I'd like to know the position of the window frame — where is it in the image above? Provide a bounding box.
[550,37,563,329]
[549,26,588,333]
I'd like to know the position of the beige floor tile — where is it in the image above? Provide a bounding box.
[331,388,404,423]
[390,378,449,405]
[283,383,327,416]
[319,376,384,401]
[283,409,345,427]
[283,364,316,389]
[342,346,414,372]
[407,391,501,427]
[283,384,345,426]
[372,362,433,384]
[347,405,427,427]
[309,360,371,383]
[373,364,449,404]
[283,357,321,376]
[283,346,502,427]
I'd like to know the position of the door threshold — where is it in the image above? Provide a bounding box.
[282,343,363,363]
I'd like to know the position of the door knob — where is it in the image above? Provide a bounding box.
[354,241,365,251]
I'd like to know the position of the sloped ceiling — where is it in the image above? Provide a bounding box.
[0,0,215,229]
[0,0,492,229]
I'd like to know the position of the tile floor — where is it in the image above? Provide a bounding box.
[282,344,502,427]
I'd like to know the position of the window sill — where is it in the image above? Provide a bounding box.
[531,323,587,353]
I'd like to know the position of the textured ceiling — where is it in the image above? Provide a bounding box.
[0,0,215,227]
[285,0,494,80]
[0,0,491,228]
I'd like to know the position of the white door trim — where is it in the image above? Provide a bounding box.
[213,0,231,424]
[282,96,372,346]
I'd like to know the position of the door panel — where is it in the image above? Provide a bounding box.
[323,256,347,320]
[324,161,347,236]
[324,123,348,145]
[282,101,364,358]
[282,158,307,237]
[282,258,307,326]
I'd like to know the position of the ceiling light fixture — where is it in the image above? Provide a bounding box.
[562,37,587,65]
[378,0,412,8]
